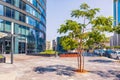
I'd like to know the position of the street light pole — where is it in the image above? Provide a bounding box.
[11,34,13,64]
[11,22,14,64]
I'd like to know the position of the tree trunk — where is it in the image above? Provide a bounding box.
[77,53,80,68]
[80,53,82,72]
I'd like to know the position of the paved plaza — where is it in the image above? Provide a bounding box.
[0,54,120,80]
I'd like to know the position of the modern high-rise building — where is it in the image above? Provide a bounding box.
[52,39,56,51]
[0,0,46,54]
[46,41,52,50]
[56,37,66,52]
[113,0,120,46]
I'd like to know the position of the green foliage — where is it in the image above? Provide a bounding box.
[105,46,111,49]
[113,24,120,34]
[58,20,82,34]
[92,16,113,32]
[71,3,100,20]
[58,3,113,51]
[113,46,120,49]
[0,54,3,58]
[40,50,58,54]
[60,36,78,50]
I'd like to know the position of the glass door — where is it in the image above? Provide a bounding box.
[19,42,25,54]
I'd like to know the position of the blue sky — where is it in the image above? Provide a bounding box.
[46,0,113,41]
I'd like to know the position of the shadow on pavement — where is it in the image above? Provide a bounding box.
[90,70,120,80]
[33,65,75,76]
[88,59,113,63]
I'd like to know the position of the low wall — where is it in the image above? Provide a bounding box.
[0,57,6,63]
[59,53,78,57]
[26,53,56,57]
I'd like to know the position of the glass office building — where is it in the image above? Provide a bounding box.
[113,0,120,46]
[0,0,46,54]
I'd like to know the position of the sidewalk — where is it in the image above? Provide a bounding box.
[0,55,120,80]
[0,72,16,80]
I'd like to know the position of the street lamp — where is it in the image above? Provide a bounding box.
[11,34,14,64]
[10,22,14,64]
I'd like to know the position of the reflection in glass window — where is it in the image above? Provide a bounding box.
[41,15,46,25]
[14,23,19,34]
[4,21,11,32]
[4,0,14,5]
[0,5,3,15]
[14,0,20,7]
[19,13,26,22]
[0,19,4,31]
[27,0,37,7]
[21,26,26,35]
[15,11,19,20]
[26,16,36,27]
[19,1,26,10]
[11,9,15,19]
[18,25,26,35]
[26,27,29,36]
[5,7,11,17]
[26,4,39,18]
[40,0,45,8]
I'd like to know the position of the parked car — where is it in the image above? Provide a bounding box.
[93,49,105,56]
[98,49,105,56]
[94,49,99,55]
[111,51,120,60]
[105,49,116,58]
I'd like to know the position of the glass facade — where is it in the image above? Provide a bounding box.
[0,0,46,54]
[114,0,120,25]
[113,0,120,46]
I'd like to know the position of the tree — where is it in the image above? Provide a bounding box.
[58,3,113,72]
[85,30,106,48]
[113,24,120,34]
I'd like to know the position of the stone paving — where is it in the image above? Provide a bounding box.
[0,54,120,80]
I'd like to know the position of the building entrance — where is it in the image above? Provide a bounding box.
[5,40,11,54]
[0,41,3,54]
[19,42,26,54]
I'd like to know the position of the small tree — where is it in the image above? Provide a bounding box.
[113,24,120,34]
[58,3,113,72]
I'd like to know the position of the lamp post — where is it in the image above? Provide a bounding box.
[11,34,14,64]
[11,22,14,64]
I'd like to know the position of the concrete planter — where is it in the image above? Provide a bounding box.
[0,57,6,63]
[59,52,78,57]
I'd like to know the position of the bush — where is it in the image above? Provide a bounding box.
[0,54,4,58]
[0,54,5,63]
[40,50,59,54]
[114,46,120,49]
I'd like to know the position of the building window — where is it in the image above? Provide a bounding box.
[21,26,26,35]
[19,1,26,10]
[0,5,3,15]
[14,23,19,34]
[26,16,36,27]
[5,7,11,17]
[26,27,29,36]
[4,21,11,32]
[11,9,15,19]
[0,19,4,31]
[4,0,14,5]
[26,4,39,18]
[27,0,37,7]
[15,11,19,20]
[19,12,26,22]
[14,0,19,7]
